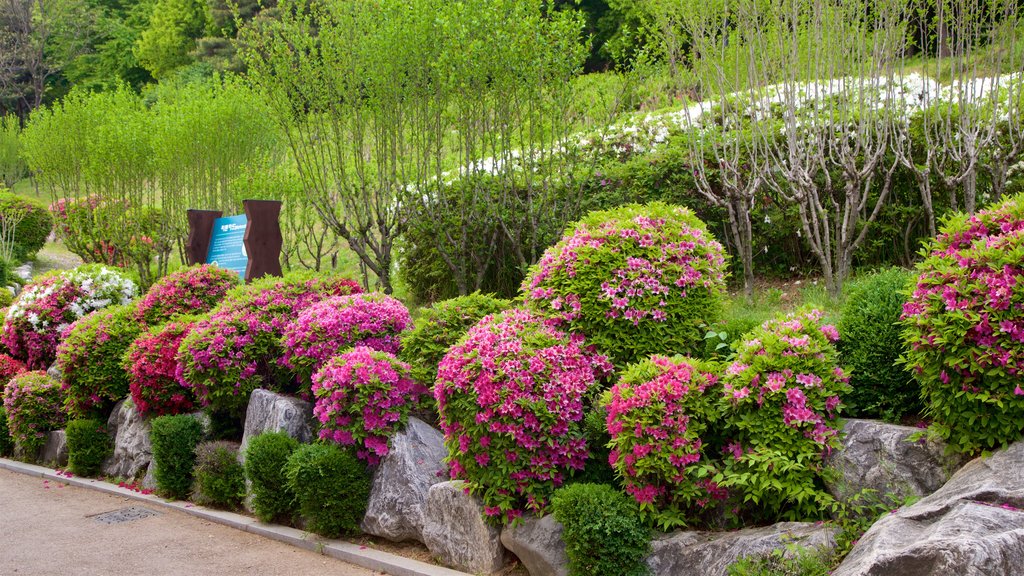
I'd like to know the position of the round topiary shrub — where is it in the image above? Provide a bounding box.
[902,193,1024,453]
[312,346,426,465]
[2,371,65,458]
[2,265,137,369]
[124,318,198,418]
[134,265,241,325]
[839,268,918,422]
[65,418,112,476]
[0,191,53,261]
[281,292,412,387]
[400,292,511,386]
[522,202,727,368]
[244,431,300,523]
[718,309,849,522]
[192,440,246,509]
[435,308,613,523]
[0,353,27,383]
[177,272,362,416]
[150,414,205,500]
[284,443,371,538]
[57,304,144,418]
[550,483,651,576]
[602,355,726,529]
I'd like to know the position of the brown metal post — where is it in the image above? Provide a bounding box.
[242,199,283,283]
[185,209,223,266]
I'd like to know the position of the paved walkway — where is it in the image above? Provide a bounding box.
[0,468,380,576]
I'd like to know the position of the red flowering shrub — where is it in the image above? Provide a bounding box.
[902,193,1024,453]
[312,346,427,465]
[281,292,412,386]
[124,319,197,417]
[436,308,613,523]
[522,202,727,368]
[134,265,240,325]
[0,354,27,383]
[2,371,65,457]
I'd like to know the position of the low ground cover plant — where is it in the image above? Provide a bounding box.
[2,371,65,458]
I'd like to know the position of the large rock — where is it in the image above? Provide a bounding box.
[501,515,569,576]
[827,419,962,504]
[45,363,61,383]
[361,417,446,543]
[833,441,1024,576]
[101,399,152,480]
[647,522,837,576]
[239,389,313,461]
[423,480,507,574]
[40,430,68,467]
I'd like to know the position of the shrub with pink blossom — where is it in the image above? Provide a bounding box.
[124,318,198,417]
[312,346,427,465]
[522,202,727,368]
[0,353,27,383]
[2,265,137,369]
[902,193,1024,453]
[601,355,727,529]
[177,272,362,416]
[435,308,613,523]
[134,265,241,325]
[281,293,412,387]
[3,371,65,458]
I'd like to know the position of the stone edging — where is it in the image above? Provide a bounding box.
[0,457,472,576]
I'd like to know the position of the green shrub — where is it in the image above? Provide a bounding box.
[838,268,918,422]
[0,286,12,308]
[192,440,246,509]
[0,190,53,261]
[150,414,205,499]
[284,443,371,538]
[2,371,65,459]
[726,545,833,576]
[0,406,13,456]
[550,483,651,576]
[244,431,300,523]
[701,305,776,361]
[65,419,112,476]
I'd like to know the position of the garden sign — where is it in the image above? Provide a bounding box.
[185,200,283,283]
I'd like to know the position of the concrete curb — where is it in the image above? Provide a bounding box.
[0,457,472,576]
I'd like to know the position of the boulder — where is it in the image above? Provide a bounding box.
[239,389,313,462]
[101,399,152,480]
[40,430,68,467]
[45,363,61,383]
[501,515,569,576]
[833,441,1024,576]
[423,480,507,574]
[647,522,837,576]
[827,419,962,504]
[361,417,446,543]
[141,460,157,491]
[12,263,32,282]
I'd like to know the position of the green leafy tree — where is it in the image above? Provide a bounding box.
[134,0,206,78]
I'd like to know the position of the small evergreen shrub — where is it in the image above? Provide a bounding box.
[312,346,426,465]
[65,418,112,476]
[436,308,613,523]
[902,193,1024,452]
[522,202,727,368]
[150,414,205,499]
[284,443,371,538]
[0,353,27,383]
[0,406,14,456]
[57,304,144,418]
[124,318,198,417]
[839,268,918,422]
[0,191,53,261]
[192,440,246,509]
[244,431,300,523]
[550,483,651,576]
[134,265,240,325]
[2,371,65,458]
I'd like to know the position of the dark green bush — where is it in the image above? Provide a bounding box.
[192,440,246,509]
[244,431,300,523]
[838,268,918,422]
[65,419,112,476]
[0,407,13,456]
[150,414,205,499]
[284,443,371,538]
[0,191,53,261]
[550,483,650,576]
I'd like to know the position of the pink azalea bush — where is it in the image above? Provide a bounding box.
[134,265,241,325]
[3,371,65,457]
[435,308,613,523]
[281,293,412,386]
[312,346,427,465]
[2,265,137,369]
[902,193,1024,453]
[522,202,727,368]
[124,319,197,417]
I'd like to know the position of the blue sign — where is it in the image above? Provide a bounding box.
[206,214,249,279]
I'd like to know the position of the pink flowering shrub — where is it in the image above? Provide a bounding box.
[902,193,1024,453]
[177,273,362,415]
[522,202,727,368]
[602,355,726,529]
[312,346,427,465]
[2,265,137,369]
[435,308,613,523]
[134,265,240,325]
[124,319,198,417]
[0,354,27,384]
[281,293,412,386]
[718,309,849,522]
[3,371,65,458]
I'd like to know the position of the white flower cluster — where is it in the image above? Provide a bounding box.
[5,266,138,328]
